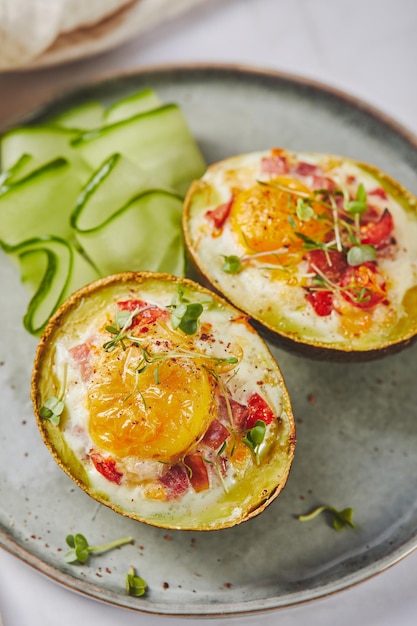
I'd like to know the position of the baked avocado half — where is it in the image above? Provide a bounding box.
[183,148,417,360]
[32,272,295,530]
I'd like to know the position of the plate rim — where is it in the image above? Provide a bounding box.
[1,61,417,617]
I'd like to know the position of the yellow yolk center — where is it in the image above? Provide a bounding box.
[87,346,214,463]
[229,177,330,265]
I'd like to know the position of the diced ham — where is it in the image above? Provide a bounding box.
[90,452,123,485]
[260,155,289,175]
[69,343,93,382]
[310,175,336,192]
[159,465,190,499]
[202,419,229,449]
[184,453,210,492]
[295,162,319,176]
[217,395,248,430]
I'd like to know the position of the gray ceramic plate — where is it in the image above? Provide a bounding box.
[1,64,417,617]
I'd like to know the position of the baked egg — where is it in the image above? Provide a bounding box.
[32,272,295,530]
[183,148,417,359]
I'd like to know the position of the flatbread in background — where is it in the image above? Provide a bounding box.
[0,0,209,71]
[0,0,136,69]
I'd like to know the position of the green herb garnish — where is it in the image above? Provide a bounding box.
[39,396,64,425]
[64,533,132,564]
[298,505,355,531]
[347,244,376,266]
[296,197,315,221]
[103,308,140,352]
[222,254,242,274]
[125,566,147,597]
[242,419,266,465]
[346,183,367,216]
[169,285,208,335]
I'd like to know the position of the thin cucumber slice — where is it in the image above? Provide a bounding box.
[0,158,82,246]
[73,104,206,195]
[1,236,99,335]
[75,189,185,277]
[1,125,90,181]
[49,100,105,130]
[72,153,160,232]
[0,153,33,189]
[104,88,161,125]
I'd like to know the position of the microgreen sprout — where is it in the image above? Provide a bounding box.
[204,440,229,493]
[135,344,239,386]
[347,243,376,266]
[222,254,242,274]
[39,396,64,425]
[296,197,315,221]
[298,505,355,531]
[169,285,208,335]
[221,247,290,275]
[242,419,267,465]
[64,533,132,564]
[39,363,67,425]
[103,308,140,352]
[125,566,147,597]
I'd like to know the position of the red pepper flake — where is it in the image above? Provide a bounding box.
[164,534,172,541]
[307,393,316,404]
[163,582,170,589]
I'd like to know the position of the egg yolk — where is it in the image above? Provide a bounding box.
[229,177,331,265]
[87,347,215,463]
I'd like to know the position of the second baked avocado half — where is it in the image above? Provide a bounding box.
[183,148,417,360]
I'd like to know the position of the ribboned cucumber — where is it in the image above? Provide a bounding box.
[71,152,160,232]
[0,125,89,180]
[49,100,105,131]
[0,158,82,246]
[73,104,206,195]
[0,87,207,335]
[104,87,161,125]
[74,188,185,277]
[0,236,99,335]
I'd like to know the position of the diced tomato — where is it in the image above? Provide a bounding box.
[245,393,275,429]
[159,465,190,499]
[184,453,210,492]
[217,395,248,430]
[307,249,348,283]
[339,262,387,309]
[69,343,93,381]
[368,187,388,200]
[90,452,123,485]
[117,299,147,311]
[260,155,289,175]
[306,290,334,316]
[117,299,167,328]
[205,197,233,229]
[360,209,394,248]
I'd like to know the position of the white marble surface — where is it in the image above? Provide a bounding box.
[1,0,417,624]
